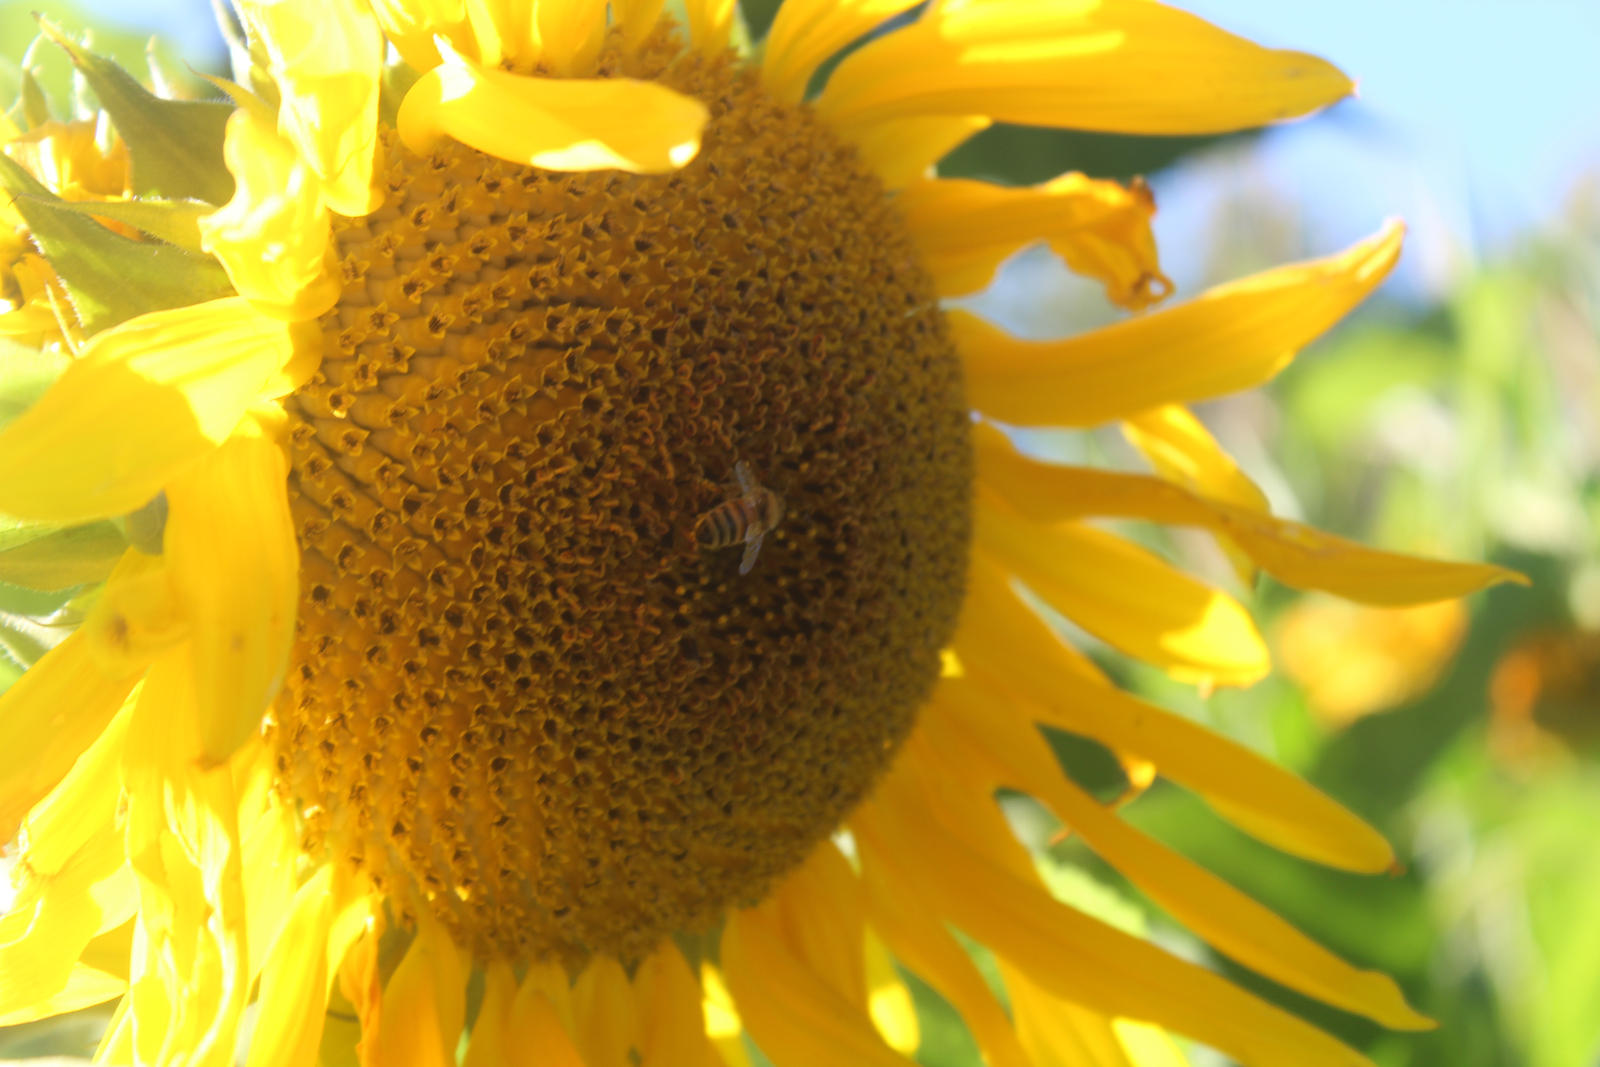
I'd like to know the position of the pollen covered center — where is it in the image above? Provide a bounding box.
[272,39,971,964]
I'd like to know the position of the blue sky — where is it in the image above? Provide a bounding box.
[1150,0,1600,297]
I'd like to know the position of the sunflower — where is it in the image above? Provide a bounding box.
[0,1,1521,1064]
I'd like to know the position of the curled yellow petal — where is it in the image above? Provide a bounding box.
[959,223,1404,427]
[0,298,294,522]
[953,557,1395,872]
[165,430,299,767]
[978,499,1269,687]
[1124,404,1270,582]
[761,0,924,104]
[0,631,138,842]
[817,0,1352,136]
[236,0,384,216]
[924,681,1433,1029]
[397,47,708,173]
[121,653,249,1065]
[853,761,1376,1067]
[200,105,342,321]
[898,173,1169,307]
[975,427,1527,604]
[0,824,134,1021]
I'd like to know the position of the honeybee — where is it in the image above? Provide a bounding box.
[695,460,784,575]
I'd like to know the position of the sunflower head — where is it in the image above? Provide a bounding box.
[0,1,1524,1065]
[279,37,971,965]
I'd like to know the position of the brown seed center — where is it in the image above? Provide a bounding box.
[270,36,972,964]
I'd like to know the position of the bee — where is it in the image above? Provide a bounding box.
[694,460,784,575]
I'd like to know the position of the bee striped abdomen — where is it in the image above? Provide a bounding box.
[695,500,753,548]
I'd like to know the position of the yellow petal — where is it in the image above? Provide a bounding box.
[924,681,1433,1029]
[365,910,467,1067]
[0,824,133,1020]
[0,298,295,523]
[165,430,298,766]
[397,46,708,173]
[121,651,249,1066]
[463,962,520,1067]
[817,0,1352,136]
[14,686,132,881]
[1124,406,1268,514]
[535,0,608,74]
[0,631,138,843]
[506,983,588,1067]
[859,853,1032,1067]
[958,223,1404,427]
[80,550,187,678]
[236,759,304,982]
[721,902,915,1067]
[976,428,1526,604]
[1124,405,1269,583]
[853,762,1377,1067]
[685,0,738,54]
[1005,965,1139,1067]
[701,963,753,1067]
[634,944,722,1067]
[850,115,990,189]
[953,557,1395,872]
[864,929,919,1055]
[244,866,335,1067]
[897,174,1169,307]
[0,928,130,1026]
[761,0,924,105]
[614,0,667,51]
[236,0,384,216]
[200,106,342,320]
[977,501,1269,686]
[573,955,640,1067]
[768,842,869,1007]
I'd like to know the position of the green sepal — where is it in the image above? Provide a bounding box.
[0,522,126,592]
[38,196,212,254]
[37,16,236,206]
[0,337,68,432]
[0,154,234,334]
[18,64,51,129]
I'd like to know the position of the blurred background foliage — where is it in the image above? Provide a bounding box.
[2,0,1598,1065]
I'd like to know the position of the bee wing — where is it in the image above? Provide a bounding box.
[739,531,766,575]
[733,460,755,495]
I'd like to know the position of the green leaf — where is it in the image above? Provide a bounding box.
[38,16,235,205]
[0,521,124,591]
[0,154,234,333]
[36,195,211,252]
